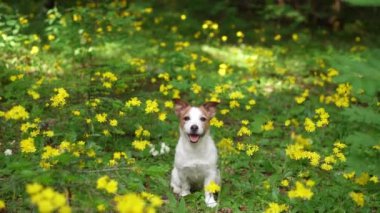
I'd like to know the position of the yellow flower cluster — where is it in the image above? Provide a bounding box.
[286,134,320,166]
[130,58,146,73]
[50,88,69,107]
[97,175,118,194]
[210,117,224,128]
[191,83,202,94]
[94,71,118,88]
[304,107,329,132]
[264,202,289,213]
[217,138,237,156]
[109,151,134,167]
[145,99,159,114]
[349,192,365,207]
[295,89,309,104]
[204,181,221,193]
[20,137,36,153]
[132,126,151,151]
[3,105,29,120]
[26,183,71,213]
[114,192,163,213]
[288,181,314,200]
[322,83,353,108]
[320,141,347,171]
[125,97,142,107]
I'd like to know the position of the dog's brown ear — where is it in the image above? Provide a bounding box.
[173,99,190,116]
[202,101,219,118]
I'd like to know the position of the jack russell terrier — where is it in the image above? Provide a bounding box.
[170,99,220,208]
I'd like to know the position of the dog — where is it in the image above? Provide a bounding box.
[170,99,220,208]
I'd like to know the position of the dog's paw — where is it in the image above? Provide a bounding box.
[205,200,218,208]
[180,190,191,197]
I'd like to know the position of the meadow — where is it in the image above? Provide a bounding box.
[0,1,379,212]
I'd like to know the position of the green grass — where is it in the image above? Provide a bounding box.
[0,1,379,212]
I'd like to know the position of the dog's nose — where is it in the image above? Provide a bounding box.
[190,125,199,132]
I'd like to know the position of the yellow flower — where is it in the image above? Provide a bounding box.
[292,33,299,41]
[97,176,118,194]
[370,176,378,183]
[355,173,369,186]
[126,97,142,107]
[304,118,316,132]
[237,126,251,136]
[281,179,289,187]
[30,46,39,54]
[261,120,274,131]
[288,181,313,200]
[132,140,151,151]
[343,171,355,179]
[109,119,118,127]
[274,34,282,41]
[20,137,36,153]
[145,100,159,113]
[205,181,221,193]
[321,163,333,171]
[97,204,106,212]
[50,88,69,107]
[26,183,43,194]
[246,144,259,156]
[105,180,118,194]
[114,193,145,213]
[191,83,202,94]
[4,105,29,120]
[158,112,167,121]
[0,200,5,209]
[95,113,107,123]
[210,117,224,128]
[349,192,364,207]
[264,202,289,213]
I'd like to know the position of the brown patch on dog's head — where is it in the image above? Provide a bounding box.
[200,101,219,118]
[173,99,191,128]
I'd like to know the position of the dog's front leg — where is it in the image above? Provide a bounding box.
[178,170,191,197]
[204,170,219,208]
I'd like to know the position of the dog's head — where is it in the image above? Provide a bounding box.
[174,99,219,143]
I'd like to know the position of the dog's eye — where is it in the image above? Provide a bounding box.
[200,117,207,122]
[184,116,190,121]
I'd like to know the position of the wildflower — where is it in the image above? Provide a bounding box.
[320,163,333,171]
[246,145,259,156]
[109,119,118,127]
[27,90,40,100]
[114,193,145,213]
[158,112,167,121]
[343,171,355,179]
[145,100,159,113]
[205,181,221,193]
[164,101,174,108]
[281,179,289,187]
[141,192,164,207]
[349,192,365,207]
[274,34,282,41]
[26,183,70,213]
[20,137,36,153]
[210,117,224,128]
[4,149,12,156]
[292,33,299,41]
[217,138,236,156]
[355,173,369,186]
[229,100,240,109]
[304,118,316,132]
[237,126,251,136]
[218,64,228,76]
[95,113,107,123]
[0,200,4,209]
[191,83,202,94]
[126,97,141,107]
[369,176,378,183]
[264,202,289,213]
[4,105,29,120]
[229,91,245,100]
[97,204,106,212]
[288,181,313,200]
[97,176,118,194]
[50,88,69,107]
[295,89,309,104]
[261,120,274,131]
[30,46,39,54]
[132,140,151,151]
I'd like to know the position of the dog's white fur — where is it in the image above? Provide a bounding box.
[171,100,220,208]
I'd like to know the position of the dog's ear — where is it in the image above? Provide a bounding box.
[202,101,219,118]
[173,99,190,116]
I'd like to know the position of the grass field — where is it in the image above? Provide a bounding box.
[0,1,379,212]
